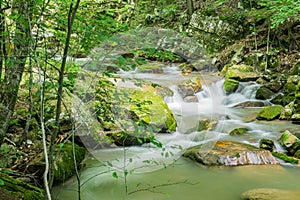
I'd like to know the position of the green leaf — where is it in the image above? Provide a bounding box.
[112,172,118,179]
[0,179,4,186]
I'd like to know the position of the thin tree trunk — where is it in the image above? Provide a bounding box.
[48,0,81,188]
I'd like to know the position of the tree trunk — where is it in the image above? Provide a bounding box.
[0,0,31,145]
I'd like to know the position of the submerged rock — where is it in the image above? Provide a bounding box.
[241,188,300,200]
[183,140,279,166]
[256,105,284,120]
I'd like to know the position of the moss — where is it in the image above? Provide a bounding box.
[225,64,259,81]
[272,152,298,164]
[137,63,163,73]
[0,172,44,200]
[223,78,239,94]
[229,127,248,136]
[53,143,86,183]
[129,90,176,132]
[256,105,284,120]
[295,150,300,159]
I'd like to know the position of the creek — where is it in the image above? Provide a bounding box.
[52,64,300,200]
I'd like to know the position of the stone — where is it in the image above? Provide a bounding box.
[241,188,300,200]
[225,64,259,82]
[233,101,265,108]
[137,63,163,73]
[128,89,177,133]
[256,105,284,120]
[279,102,295,120]
[255,86,275,100]
[178,85,195,98]
[291,113,300,124]
[184,96,199,102]
[229,127,248,136]
[223,78,239,94]
[183,140,279,166]
[279,130,300,155]
[259,138,275,151]
[197,119,217,131]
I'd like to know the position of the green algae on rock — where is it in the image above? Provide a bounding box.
[256,105,284,120]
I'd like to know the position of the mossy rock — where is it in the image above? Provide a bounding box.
[283,82,297,95]
[255,86,275,100]
[225,64,259,81]
[137,63,163,73]
[0,172,44,200]
[272,152,299,164]
[53,143,86,183]
[270,94,295,106]
[129,90,177,132]
[229,127,248,136]
[279,130,300,155]
[259,138,274,151]
[256,105,284,120]
[223,78,239,94]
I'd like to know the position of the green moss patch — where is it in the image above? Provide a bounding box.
[223,78,239,94]
[272,152,299,164]
[256,105,284,120]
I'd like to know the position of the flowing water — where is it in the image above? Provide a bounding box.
[52,66,300,200]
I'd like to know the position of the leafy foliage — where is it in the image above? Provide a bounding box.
[258,0,300,29]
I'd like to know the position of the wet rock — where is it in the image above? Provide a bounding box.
[197,119,217,131]
[224,64,259,82]
[255,86,275,100]
[256,105,284,120]
[233,101,265,108]
[178,85,196,98]
[259,138,275,151]
[177,78,202,98]
[241,188,300,200]
[223,78,239,94]
[229,127,249,136]
[183,140,279,166]
[137,63,163,73]
[184,95,199,102]
[279,130,300,155]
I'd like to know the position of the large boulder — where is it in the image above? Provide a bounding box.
[241,188,300,200]
[256,105,284,120]
[183,140,279,166]
[223,64,259,82]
